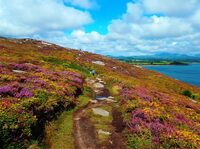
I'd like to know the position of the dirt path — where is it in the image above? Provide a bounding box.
[73,77,107,149]
[74,112,98,149]
[73,77,126,149]
[73,101,105,149]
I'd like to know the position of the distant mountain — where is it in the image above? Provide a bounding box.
[111,52,200,62]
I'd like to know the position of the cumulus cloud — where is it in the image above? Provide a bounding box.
[96,0,200,55]
[143,0,199,17]
[0,0,200,56]
[64,0,97,9]
[60,0,200,56]
[191,10,200,28]
[71,30,103,43]
[108,2,194,39]
[0,0,92,37]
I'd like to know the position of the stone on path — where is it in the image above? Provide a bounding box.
[92,108,109,117]
[96,78,102,81]
[90,100,98,104]
[94,83,104,88]
[74,118,80,121]
[96,96,108,101]
[86,79,95,84]
[99,81,105,84]
[108,96,114,99]
[96,96,116,102]
[98,129,111,135]
[106,98,117,103]
[94,89,100,93]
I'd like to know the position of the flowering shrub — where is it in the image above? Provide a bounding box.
[0,61,84,147]
[121,86,200,148]
[0,83,33,98]
[11,63,43,72]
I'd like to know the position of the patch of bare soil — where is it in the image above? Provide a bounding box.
[97,88,110,97]
[73,102,105,149]
[102,132,125,149]
[102,108,126,149]
[74,114,99,149]
[112,109,126,133]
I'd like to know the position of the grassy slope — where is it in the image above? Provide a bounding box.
[0,38,200,148]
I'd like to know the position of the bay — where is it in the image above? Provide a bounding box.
[144,63,200,87]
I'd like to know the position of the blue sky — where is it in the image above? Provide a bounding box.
[84,0,130,34]
[0,0,200,56]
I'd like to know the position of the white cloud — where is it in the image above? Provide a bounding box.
[0,0,200,56]
[0,0,92,37]
[61,0,200,56]
[191,10,200,28]
[108,3,193,39]
[64,0,96,9]
[143,0,199,17]
[71,30,103,43]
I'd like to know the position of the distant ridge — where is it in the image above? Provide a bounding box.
[111,52,200,62]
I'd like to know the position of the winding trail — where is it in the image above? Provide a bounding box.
[73,77,125,149]
[73,77,109,149]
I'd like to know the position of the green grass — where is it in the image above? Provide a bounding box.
[42,56,91,75]
[127,131,152,149]
[76,87,93,109]
[44,110,75,149]
[108,85,120,96]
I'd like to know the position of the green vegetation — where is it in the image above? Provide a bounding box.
[127,132,152,149]
[182,90,199,99]
[76,87,94,108]
[43,56,91,75]
[44,110,75,149]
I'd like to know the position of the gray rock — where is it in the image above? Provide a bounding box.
[92,108,109,117]
[92,61,105,66]
[96,96,108,101]
[98,129,111,135]
[108,96,114,99]
[74,118,80,121]
[13,70,27,73]
[90,100,98,104]
[94,83,104,88]
[106,98,116,103]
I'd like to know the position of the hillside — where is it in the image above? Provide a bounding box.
[0,38,200,148]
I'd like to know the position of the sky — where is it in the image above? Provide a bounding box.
[0,0,200,56]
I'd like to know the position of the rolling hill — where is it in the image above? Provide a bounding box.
[0,38,200,148]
